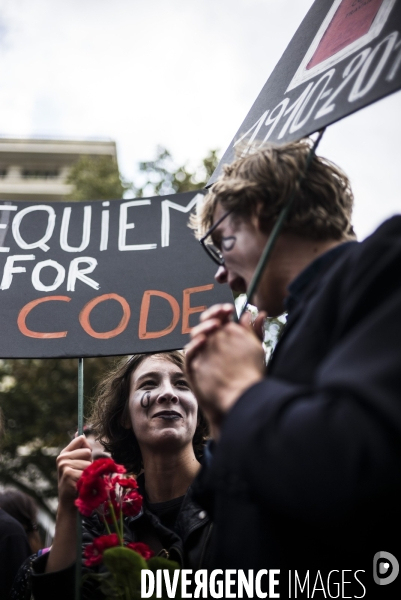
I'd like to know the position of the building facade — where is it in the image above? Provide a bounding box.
[0,137,118,202]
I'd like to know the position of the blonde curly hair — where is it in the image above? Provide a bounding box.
[191,138,355,241]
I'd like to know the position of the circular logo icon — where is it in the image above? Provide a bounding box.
[373,551,399,585]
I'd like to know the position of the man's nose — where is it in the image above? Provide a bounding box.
[215,265,228,284]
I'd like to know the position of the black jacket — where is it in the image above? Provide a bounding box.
[29,476,212,600]
[194,217,401,595]
[0,509,31,599]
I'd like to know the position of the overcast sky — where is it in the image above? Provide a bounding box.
[0,0,400,239]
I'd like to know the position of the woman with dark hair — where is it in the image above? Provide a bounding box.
[0,489,42,554]
[91,351,208,476]
[26,351,211,600]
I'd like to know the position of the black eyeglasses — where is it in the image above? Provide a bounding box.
[199,209,233,266]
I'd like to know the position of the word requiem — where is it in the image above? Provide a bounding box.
[141,569,280,599]
[0,195,203,293]
[0,191,233,357]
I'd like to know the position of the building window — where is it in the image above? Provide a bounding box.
[0,169,7,178]
[21,169,60,179]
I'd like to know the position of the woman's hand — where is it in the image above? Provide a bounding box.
[45,436,92,573]
[57,435,93,513]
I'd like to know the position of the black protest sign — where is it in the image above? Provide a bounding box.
[0,192,233,358]
[209,0,401,184]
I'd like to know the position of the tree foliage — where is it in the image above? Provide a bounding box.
[234,295,286,360]
[132,146,219,197]
[66,155,132,201]
[0,357,115,516]
[65,147,220,202]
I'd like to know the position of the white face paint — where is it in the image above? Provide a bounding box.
[127,356,198,454]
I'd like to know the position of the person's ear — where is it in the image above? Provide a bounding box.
[254,204,273,235]
[250,212,260,230]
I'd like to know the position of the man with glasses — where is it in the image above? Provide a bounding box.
[185,139,401,589]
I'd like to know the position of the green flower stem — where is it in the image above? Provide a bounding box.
[103,517,112,536]
[108,500,123,546]
[120,503,124,539]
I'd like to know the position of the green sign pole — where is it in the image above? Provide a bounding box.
[239,129,326,319]
[75,358,84,600]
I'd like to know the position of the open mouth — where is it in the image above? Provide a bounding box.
[152,410,183,420]
[229,275,247,294]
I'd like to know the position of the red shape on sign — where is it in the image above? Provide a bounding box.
[79,293,131,339]
[138,290,180,340]
[182,284,214,334]
[307,0,384,69]
[17,296,71,339]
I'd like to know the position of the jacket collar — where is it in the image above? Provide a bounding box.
[269,242,356,372]
[285,242,356,314]
[130,472,210,544]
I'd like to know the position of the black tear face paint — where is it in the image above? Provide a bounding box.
[140,391,151,409]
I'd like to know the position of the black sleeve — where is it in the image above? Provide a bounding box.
[30,514,105,600]
[30,553,75,600]
[0,526,31,599]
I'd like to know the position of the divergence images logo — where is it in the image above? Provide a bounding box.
[373,551,399,585]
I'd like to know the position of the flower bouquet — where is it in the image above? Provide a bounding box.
[75,458,180,600]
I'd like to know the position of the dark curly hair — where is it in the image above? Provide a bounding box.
[89,351,209,474]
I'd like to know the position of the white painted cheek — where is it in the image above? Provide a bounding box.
[183,396,199,432]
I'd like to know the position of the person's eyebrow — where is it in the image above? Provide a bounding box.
[171,371,187,381]
[134,371,161,385]
[134,370,185,386]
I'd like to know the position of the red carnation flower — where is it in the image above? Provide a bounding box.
[126,542,154,560]
[75,475,108,516]
[113,475,138,490]
[84,533,119,567]
[81,458,126,480]
[122,490,143,517]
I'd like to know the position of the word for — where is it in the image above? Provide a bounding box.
[235,29,401,152]
[288,570,366,598]
[0,193,203,254]
[1,255,100,292]
[17,285,213,339]
[141,569,280,599]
